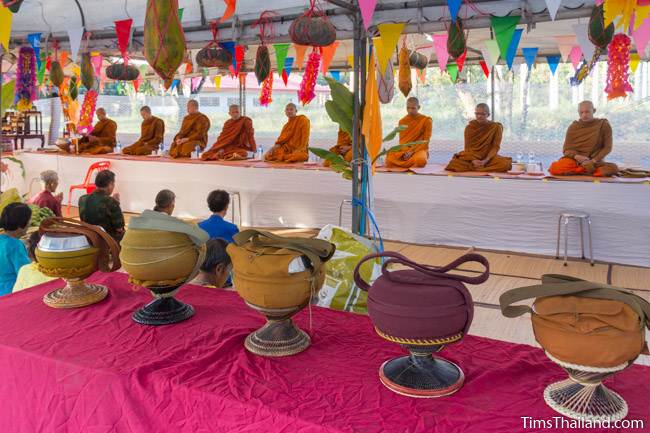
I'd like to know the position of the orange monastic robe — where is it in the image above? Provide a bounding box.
[445,120,512,172]
[201,116,256,161]
[265,115,310,163]
[123,116,165,156]
[385,114,432,168]
[324,129,353,167]
[78,119,117,154]
[169,113,211,158]
[549,118,618,177]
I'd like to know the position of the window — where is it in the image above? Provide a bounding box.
[200,96,220,107]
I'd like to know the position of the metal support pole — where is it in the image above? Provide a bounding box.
[351,15,362,235]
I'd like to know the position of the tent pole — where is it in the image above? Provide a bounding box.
[351,14,363,235]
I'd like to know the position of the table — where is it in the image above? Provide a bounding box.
[0,273,648,433]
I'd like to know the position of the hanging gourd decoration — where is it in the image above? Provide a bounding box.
[14,46,37,112]
[196,21,233,68]
[2,0,24,13]
[408,51,428,70]
[398,44,412,97]
[255,46,271,83]
[106,64,140,81]
[259,72,273,107]
[298,48,321,105]
[69,76,79,101]
[144,0,186,89]
[80,53,95,90]
[605,34,633,100]
[447,18,466,59]
[571,4,615,85]
[289,0,336,47]
[77,90,98,135]
[377,59,395,104]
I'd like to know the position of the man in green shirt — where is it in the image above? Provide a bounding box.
[79,170,125,241]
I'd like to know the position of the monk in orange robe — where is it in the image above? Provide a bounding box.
[201,104,256,161]
[169,100,211,158]
[77,108,117,154]
[445,103,512,172]
[549,101,618,177]
[265,103,310,163]
[324,129,353,167]
[386,97,432,168]
[122,106,165,156]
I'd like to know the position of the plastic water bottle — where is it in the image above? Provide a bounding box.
[257,146,264,161]
[116,139,122,153]
[528,151,536,164]
[195,144,201,159]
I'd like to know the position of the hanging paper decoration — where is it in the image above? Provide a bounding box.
[144,0,186,89]
[220,0,236,23]
[605,33,633,100]
[68,27,85,62]
[433,34,450,72]
[568,46,583,69]
[294,44,308,70]
[77,90,98,135]
[631,11,650,54]
[376,23,405,74]
[282,57,294,85]
[0,5,12,50]
[69,75,79,101]
[377,55,394,103]
[629,53,640,73]
[546,55,560,75]
[321,41,339,74]
[603,0,650,31]
[446,63,459,82]
[483,40,500,67]
[571,5,615,85]
[447,18,466,59]
[14,46,37,112]
[522,47,538,68]
[2,0,23,13]
[398,44,412,97]
[491,16,521,58]
[80,53,95,90]
[214,75,222,89]
[274,43,291,76]
[259,72,273,106]
[555,35,575,62]
[506,28,523,70]
[456,50,467,72]
[359,0,378,31]
[298,48,321,105]
[27,33,42,67]
[447,0,462,21]
[91,53,103,78]
[545,0,562,20]
[196,21,233,68]
[479,60,490,77]
[289,0,336,47]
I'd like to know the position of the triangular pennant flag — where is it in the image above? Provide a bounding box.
[294,44,308,70]
[631,13,650,55]
[214,75,222,89]
[447,0,462,21]
[60,51,69,66]
[446,63,459,81]
[545,0,562,21]
[282,69,289,86]
[283,57,294,85]
[417,68,426,84]
[273,43,290,76]
[491,16,521,58]
[546,55,560,75]
[573,23,596,65]
[456,50,467,72]
[630,53,641,72]
[331,70,341,81]
[376,23,405,74]
[506,28,523,70]
[235,45,244,74]
[347,55,354,67]
[37,61,46,85]
[27,33,42,68]
[178,8,184,21]
[220,41,236,71]
[133,78,140,92]
[522,47,538,68]
[91,53,103,77]
[68,26,84,62]
[555,36,575,62]
[321,41,339,74]
[220,0,236,23]
[359,0,378,30]
[569,46,583,69]
[115,19,133,59]
[479,60,490,77]
[0,6,12,51]
[484,39,501,66]
[433,34,450,72]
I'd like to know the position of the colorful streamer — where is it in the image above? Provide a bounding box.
[14,46,37,112]
[77,89,98,135]
[298,48,321,105]
[259,72,273,106]
[605,33,633,100]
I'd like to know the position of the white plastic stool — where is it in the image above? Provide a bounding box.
[229,192,242,227]
[555,213,594,266]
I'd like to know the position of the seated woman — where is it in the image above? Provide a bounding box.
[13,231,55,293]
[153,189,176,216]
[29,170,63,217]
[0,203,32,296]
[192,238,233,289]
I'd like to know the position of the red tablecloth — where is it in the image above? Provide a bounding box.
[0,273,648,433]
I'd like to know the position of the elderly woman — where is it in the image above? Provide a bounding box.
[29,170,63,216]
[153,189,176,216]
[192,238,233,289]
[0,203,32,295]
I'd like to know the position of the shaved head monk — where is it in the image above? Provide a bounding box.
[169,100,211,158]
[385,97,432,168]
[122,106,165,156]
[549,101,618,177]
[265,103,311,163]
[77,108,117,154]
[201,104,256,161]
[445,103,511,172]
[325,128,353,167]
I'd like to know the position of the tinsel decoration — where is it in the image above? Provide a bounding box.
[77,90,98,135]
[298,48,321,105]
[605,33,633,100]
[259,72,273,106]
[14,46,37,112]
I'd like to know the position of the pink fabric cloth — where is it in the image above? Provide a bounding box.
[0,272,648,433]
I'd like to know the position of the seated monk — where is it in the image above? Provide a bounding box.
[169,100,211,158]
[386,97,432,169]
[549,101,618,177]
[77,108,117,154]
[122,106,165,156]
[324,129,353,167]
[445,103,512,172]
[265,103,310,163]
[201,104,256,161]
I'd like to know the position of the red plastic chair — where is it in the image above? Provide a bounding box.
[67,161,111,215]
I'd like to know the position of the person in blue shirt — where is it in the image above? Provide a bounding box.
[0,203,32,296]
[198,190,239,243]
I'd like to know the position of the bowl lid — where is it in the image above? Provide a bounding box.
[38,233,91,252]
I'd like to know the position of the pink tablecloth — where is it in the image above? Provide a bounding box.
[0,273,648,433]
